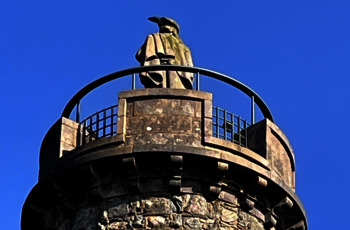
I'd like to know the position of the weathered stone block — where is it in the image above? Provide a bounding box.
[145,216,166,228]
[142,197,173,214]
[250,215,265,230]
[108,221,128,230]
[204,100,212,118]
[219,191,238,205]
[133,99,195,117]
[116,116,125,134]
[119,88,212,101]
[118,99,126,117]
[126,115,192,135]
[185,217,201,228]
[125,133,201,147]
[221,207,238,224]
[204,118,212,137]
[182,194,208,216]
[194,101,202,118]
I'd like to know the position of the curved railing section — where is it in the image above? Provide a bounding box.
[61,65,274,124]
[79,105,118,146]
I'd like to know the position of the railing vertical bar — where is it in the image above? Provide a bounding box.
[232,113,235,143]
[216,107,219,138]
[251,95,255,125]
[77,125,81,147]
[76,101,81,146]
[103,110,106,137]
[230,113,234,142]
[83,120,86,145]
[244,120,247,147]
[89,116,93,144]
[96,113,100,139]
[196,72,200,91]
[224,110,227,140]
[76,100,80,123]
[111,107,114,135]
[238,116,241,145]
[212,106,215,136]
[132,73,136,90]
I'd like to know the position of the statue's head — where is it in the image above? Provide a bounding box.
[148,16,180,35]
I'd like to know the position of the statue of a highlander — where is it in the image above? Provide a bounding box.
[136,16,194,89]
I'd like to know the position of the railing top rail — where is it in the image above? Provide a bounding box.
[61,65,274,122]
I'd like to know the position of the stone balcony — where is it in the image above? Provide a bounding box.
[40,89,296,192]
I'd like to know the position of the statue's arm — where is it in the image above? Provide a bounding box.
[135,41,146,64]
[136,35,155,64]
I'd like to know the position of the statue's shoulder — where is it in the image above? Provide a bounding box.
[151,32,161,37]
[144,33,160,41]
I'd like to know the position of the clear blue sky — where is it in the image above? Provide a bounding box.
[1,0,349,229]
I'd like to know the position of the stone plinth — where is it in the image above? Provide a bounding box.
[22,89,306,230]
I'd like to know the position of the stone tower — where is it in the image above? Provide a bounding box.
[22,14,307,228]
[21,65,307,230]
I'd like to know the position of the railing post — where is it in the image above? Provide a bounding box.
[224,110,227,140]
[251,96,255,125]
[238,116,241,145]
[216,107,219,138]
[82,120,86,145]
[76,100,81,146]
[244,120,247,147]
[76,100,81,123]
[96,113,99,139]
[132,73,136,90]
[196,71,200,91]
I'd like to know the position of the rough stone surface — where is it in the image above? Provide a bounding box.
[133,99,195,117]
[124,97,204,149]
[65,194,267,230]
[119,88,212,101]
[268,132,293,187]
[219,191,238,205]
[142,197,173,214]
[183,194,208,216]
[247,119,294,189]
[126,133,201,147]
[126,115,193,135]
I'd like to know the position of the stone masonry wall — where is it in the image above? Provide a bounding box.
[59,194,265,230]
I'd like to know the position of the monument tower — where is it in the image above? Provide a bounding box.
[22,17,307,230]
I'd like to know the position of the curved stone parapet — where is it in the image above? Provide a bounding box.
[23,89,306,230]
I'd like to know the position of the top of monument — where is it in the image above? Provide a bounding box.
[148,16,180,33]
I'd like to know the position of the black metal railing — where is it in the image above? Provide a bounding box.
[61,66,274,126]
[212,106,250,147]
[77,103,249,148]
[78,105,118,146]
[62,66,273,148]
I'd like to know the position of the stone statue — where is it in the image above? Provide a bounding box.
[136,16,194,89]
